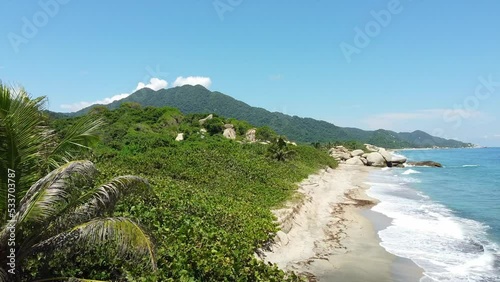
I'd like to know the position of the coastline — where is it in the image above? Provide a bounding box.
[262,164,424,281]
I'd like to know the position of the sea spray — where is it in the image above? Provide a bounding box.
[367,148,500,281]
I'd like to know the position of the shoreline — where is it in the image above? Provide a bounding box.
[261,164,424,281]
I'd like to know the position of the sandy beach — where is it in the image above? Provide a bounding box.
[262,164,424,282]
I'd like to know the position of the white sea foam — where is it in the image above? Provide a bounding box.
[393,174,421,183]
[402,169,421,175]
[463,165,480,167]
[367,170,500,282]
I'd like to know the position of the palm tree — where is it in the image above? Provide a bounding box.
[0,84,156,280]
[0,160,157,281]
[267,137,296,162]
[0,83,103,220]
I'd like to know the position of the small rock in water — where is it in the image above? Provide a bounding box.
[407,161,443,167]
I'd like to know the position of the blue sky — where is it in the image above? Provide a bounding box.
[1,0,500,146]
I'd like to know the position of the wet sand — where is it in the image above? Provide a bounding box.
[261,164,424,281]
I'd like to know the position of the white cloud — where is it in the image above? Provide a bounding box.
[59,75,213,112]
[60,77,168,112]
[135,77,168,91]
[172,76,212,88]
[493,134,500,138]
[60,93,130,112]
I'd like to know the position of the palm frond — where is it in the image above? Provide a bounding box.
[0,161,96,243]
[0,83,48,217]
[1,83,103,220]
[31,217,157,271]
[0,268,7,282]
[40,115,104,174]
[15,161,97,226]
[48,175,150,234]
[75,175,149,215]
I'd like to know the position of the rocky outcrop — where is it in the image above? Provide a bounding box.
[351,149,364,157]
[365,144,380,152]
[378,148,392,162]
[198,114,213,125]
[329,146,352,161]
[360,157,368,165]
[199,128,207,139]
[328,144,445,169]
[391,154,407,164]
[223,124,236,139]
[246,128,257,142]
[366,152,387,167]
[345,156,365,166]
[407,161,443,167]
[175,133,184,141]
[329,150,351,161]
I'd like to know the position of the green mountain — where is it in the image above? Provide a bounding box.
[71,85,472,148]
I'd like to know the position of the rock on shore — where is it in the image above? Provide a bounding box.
[407,161,443,167]
[329,144,442,168]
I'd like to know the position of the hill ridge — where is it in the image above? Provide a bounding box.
[67,85,471,148]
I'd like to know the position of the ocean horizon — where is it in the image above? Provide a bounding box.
[367,147,500,282]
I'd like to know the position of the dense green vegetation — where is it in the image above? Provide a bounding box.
[45,103,338,280]
[70,85,473,148]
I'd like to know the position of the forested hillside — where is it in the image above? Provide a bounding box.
[71,85,473,148]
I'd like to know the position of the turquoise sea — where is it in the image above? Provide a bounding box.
[367,148,500,281]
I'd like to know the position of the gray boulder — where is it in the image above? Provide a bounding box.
[366,152,387,167]
[378,148,393,162]
[330,151,351,161]
[223,127,237,139]
[175,133,184,141]
[391,155,407,164]
[346,156,365,166]
[360,157,368,165]
[365,144,380,152]
[407,161,443,167]
[351,149,364,157]
[198,114,213,125]
[336,146,349,153]
[246,128,257,142]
